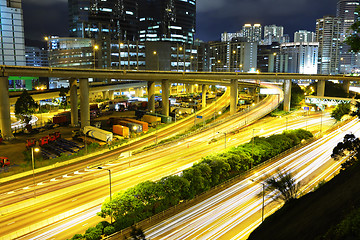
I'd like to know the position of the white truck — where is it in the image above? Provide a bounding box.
[83,126,113,142]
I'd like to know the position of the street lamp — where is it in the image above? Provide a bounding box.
[31,147,40,198]
[153,51,159,71]
[98,167,112,224]
[252,129,263,168]
[250,179,265,222]
[93,44,99,69]
[285,116,288,131]
[217,131,227,149]
[190,55,194,71]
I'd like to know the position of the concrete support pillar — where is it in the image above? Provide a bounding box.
[0,77,13,139]
[148,81,155,113]
[70,79,78,127]
[79,78,90,129]
[283,79,292,112]
[230,79,238,115]
[102,91,107,99]
[202,84,208,108]
[343,80,350,95]
[109,90,114,100]
[317,80,325,97]
[135,88,141,98]
[161,80,170,116]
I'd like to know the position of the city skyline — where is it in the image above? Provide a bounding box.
[23,0,339,43]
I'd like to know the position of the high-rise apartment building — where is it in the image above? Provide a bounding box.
[209,40,257,72]
[138,0,196,44]
[316,16,342,74]
[0,0,25,66]
[242,24,262,43]
[263,25,284,44]
[294,30,316,43]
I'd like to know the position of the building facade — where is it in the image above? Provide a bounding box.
[0,0,25,66]
[336,0,360,73]
[25,47,48,67]
[280,42,319,74]
[294,30,316,43]
[316,16,342,74]
[138,0,196,44]
[257,43,280,73]
[209,40,257,72]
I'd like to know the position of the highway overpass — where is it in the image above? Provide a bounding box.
[0,65,356,138]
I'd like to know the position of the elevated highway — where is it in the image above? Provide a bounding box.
[0,65,356,138]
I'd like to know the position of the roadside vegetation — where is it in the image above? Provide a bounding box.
[248,134,360,240]
[68,129,313,240]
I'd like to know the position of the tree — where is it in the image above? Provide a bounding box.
[331,103,351,121]
[351,101,360,118]
[59,86,69,109]
[291,83,305,108]
[14,89,38,127]
[263,170,301,203]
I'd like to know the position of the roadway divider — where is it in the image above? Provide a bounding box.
[105,116,355,239]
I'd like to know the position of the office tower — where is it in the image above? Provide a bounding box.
[0,0,25,66]
[263,25,284,44]
[138,0,196,44]
[25,47,49,67]
[221,32,243,42]
[337,0,359,40]
[257,43,280,73]
[209,40,257,72]
[242,24,262,43]
[294,30,316,43]
[68,0,138,41]
[280,42,319,74]
[316,16,342,74]
[336,0,360,73]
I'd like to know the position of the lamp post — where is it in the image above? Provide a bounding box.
[217,60,221,72]
[224,132,227,149]
[93,44,99,69]
[285,116,288,131]
[320,110,323,135]
[153,51,159,71]
[98,167,112,224]
[31,147,40,198]
[250,179,265,222]
[190,55,194,72]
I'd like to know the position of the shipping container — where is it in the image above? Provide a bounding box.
[113,125,129,138]
[117,121,143,133]
[83,126,113,142]
[142,115,161,125]
[124,118,149,132]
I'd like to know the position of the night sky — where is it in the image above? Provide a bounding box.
[23,0,339,44]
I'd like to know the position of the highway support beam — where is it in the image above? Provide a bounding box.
[79,78,90,129]
[69,78,79,127]
[317,80,325,97]
[230,79,238,115]
[0,77,13,139]
[135,88,143,98]
[342,80,350,95]
[202,84,208,108]
[283,79,292,112]
[148,81,155,113]
[109,90,114,100]
[161,80,170,116]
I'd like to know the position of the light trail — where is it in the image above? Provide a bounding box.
[145,118,360,240]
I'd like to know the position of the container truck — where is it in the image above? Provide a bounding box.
[117,121,143,133]
[83,126,113,142]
